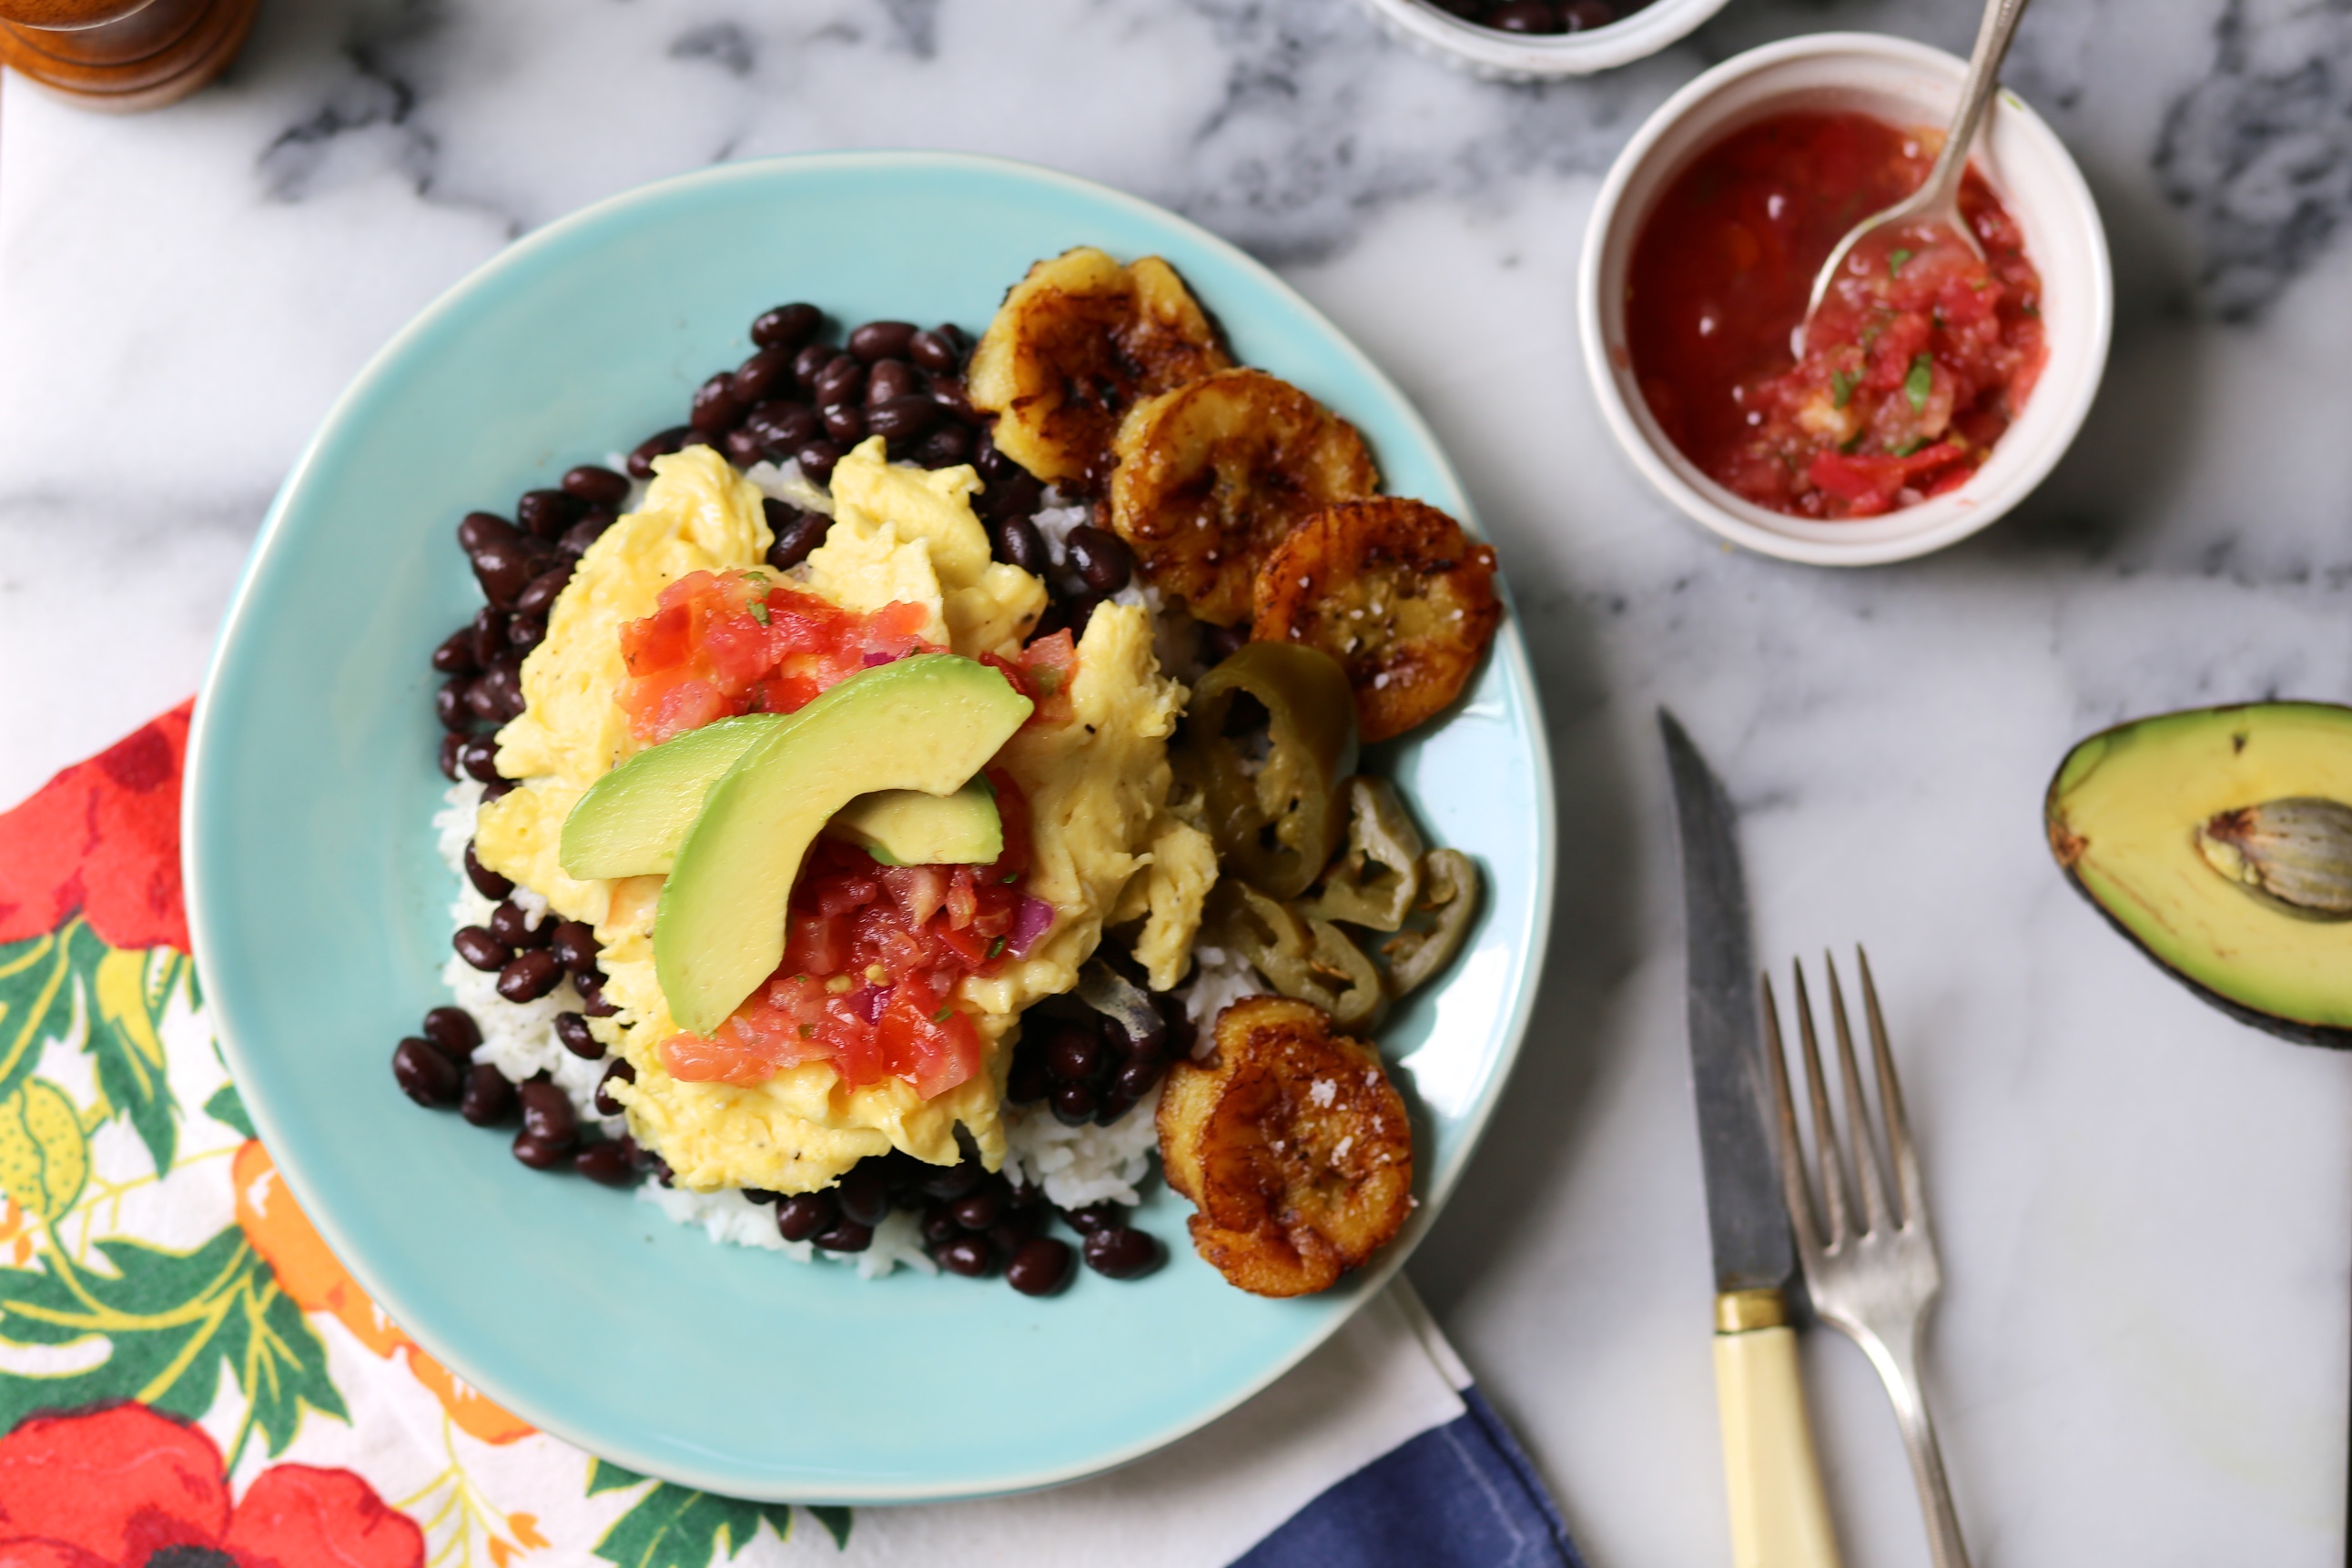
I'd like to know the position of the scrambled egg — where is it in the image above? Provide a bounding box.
[472,440,1216,1194]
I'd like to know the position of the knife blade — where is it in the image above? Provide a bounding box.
[1659,709,1841,1568]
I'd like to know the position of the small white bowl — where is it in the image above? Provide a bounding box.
[1358,0,1731,80]
[1577,33,2114,566]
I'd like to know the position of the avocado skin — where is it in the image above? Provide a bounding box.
[2044,701,2352,1052]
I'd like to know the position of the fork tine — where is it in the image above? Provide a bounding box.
[1825,952,1896,1235]
[1759,973,1822,1259]
[1790,959,1851,1247]
[1857,946,1926,1228]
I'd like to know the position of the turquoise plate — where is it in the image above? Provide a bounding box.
[185,153,1556,1504]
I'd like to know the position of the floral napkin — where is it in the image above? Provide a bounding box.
[0,703,1579,1568]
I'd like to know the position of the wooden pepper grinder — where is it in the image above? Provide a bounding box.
[0,0,259,112]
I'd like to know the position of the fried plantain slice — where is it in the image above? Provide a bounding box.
[1108,369,1380,627]
[1156,995,1414,1298]
[967,248,1230,490]
[1252,498,1502,744]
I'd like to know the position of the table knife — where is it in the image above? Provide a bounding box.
[1660,710,1842,1568]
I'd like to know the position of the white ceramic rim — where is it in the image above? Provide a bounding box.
[1357,0,1730,79]
[1576,33,2115,565]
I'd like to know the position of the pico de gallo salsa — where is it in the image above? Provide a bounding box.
[1626,110,2046,520]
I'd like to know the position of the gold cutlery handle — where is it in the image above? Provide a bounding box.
[1713,1289,1842,1568]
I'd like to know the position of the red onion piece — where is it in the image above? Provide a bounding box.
[1005,896,1055,958]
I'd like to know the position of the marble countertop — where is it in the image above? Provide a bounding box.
[5,0,2347,1559]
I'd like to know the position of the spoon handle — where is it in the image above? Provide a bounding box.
[1921,0,2033,212]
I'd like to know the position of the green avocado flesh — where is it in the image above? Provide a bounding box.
[655,654,1033,1034]
[2046,701,2352,1046]
[828,782,1001,866]
[562,714,786,879]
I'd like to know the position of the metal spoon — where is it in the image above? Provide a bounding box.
[1792,0,2033,358]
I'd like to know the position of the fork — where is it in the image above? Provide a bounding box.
[1760,950,1972,1568]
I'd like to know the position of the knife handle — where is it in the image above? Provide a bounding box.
[1713,1290,1841,1568]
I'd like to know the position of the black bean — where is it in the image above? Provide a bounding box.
[690,372,746,437]
[460,736,502,784]
[462,675,502,725]
[554,1012,601,1059]
[1006,1236,1072,1296]
[517,489,583,541]
[650,1153,675,1187]
[506,615,546,654]
[974,428,1018,482]
[1045,1024,1101,1085]
[562,465,631,506]
[819,404,864,444]
[482,778,516,803]
[980,473,1043,524]
[431,627,478,675]
[1487,0,1558,27]
[914,425,973,469]
[765,503,826,572]
[795,440,844,486]
[1083,1223,1163,1280]
[848,320,917,362]
[921,1205,962,1245]
[865,359,918,407]
[498,949,563,1003]
[1067,525,1134,595]
[559,511,615,559]
[575,1140,635,1186]
[549,921,599,973]
[1094,1092,1139,1128]
[470,536,537,608]
[627,426,694,479]
[593,1057,634,1116]
[814,1219,874,1253]
[777,1190,837,1242]
[836,1164,892,1228]
[519,1077,578,1145]
[1006,1050,1050,1104]
[745,400,822,453]
[929,376,984,427]
[791,341,834,391]
[435,679,471,733]
[1064,592,1105,641]
[719,426,764,469]
[754,302,823,349]
[812,353,865,407]
[992,514,1049,574]
[934,1234,993,1276]
[464,841,512,899]
[917,1158,987,1200]
[988,1203,1044,1253]
[867,396,938,444]
[577,972,621,1018]
[460,1062,516,1125]
[514,564,573,618]
[1062,1202,1120,1235]
[453,926,509,972]
[422,1005,482,1058]
[731,345,798,406]
[481,662,527,723]
[512,1130,569,1170]
[393,1037,461,1107]
[908,328,961,375]
[1049,1081,1097,1125]
[1111,1056,1167,1104]
[458,512,515,557]
[436,732,464,779]
[949,1186,1004,1230]
[1561,0,1615,25]
[468,606,506,665]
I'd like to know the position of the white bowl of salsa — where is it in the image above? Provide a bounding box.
[1578,32,2113,565]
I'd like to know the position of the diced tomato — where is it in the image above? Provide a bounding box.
[1806,441,1969,516]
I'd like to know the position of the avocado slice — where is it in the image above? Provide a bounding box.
[655,654,1033,1034]
[2045,701,2352,1047]
[827,781,1002,866]
[562,713,788,880]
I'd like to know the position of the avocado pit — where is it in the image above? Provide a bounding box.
[2194,796,2352,922]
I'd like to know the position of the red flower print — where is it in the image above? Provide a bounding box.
[0,1402,421,1568]
[0,703,192,954]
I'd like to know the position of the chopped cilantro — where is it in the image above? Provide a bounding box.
[1830,369,1860,410]
[747,600,770,626]
[933,1006,955,1023]
[1904,353,1933,412]
[1001,872,1020,885]
[988,936,1006,958]
[1891,437,1926,457]
[1888,248,1914,275]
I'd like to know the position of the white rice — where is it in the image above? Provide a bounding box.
[1002,1087,1163,1209]
[1175,942,1266,1043]
[741,456,834,518]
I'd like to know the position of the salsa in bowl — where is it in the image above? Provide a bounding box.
[1580,33,2111,565]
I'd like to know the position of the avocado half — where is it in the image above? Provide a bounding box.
[2045,701,2352,1049]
